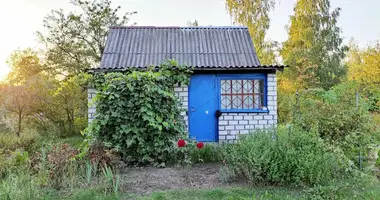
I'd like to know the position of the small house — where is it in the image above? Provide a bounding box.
[88,26,284,143]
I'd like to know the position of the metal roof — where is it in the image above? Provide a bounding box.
[96,26,282,70]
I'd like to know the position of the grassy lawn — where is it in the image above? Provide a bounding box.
[51,183,380,200]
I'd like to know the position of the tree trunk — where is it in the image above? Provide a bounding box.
[16,111,22,137]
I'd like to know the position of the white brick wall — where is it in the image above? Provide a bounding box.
[174,85,189,130]
[87,73,278,143]
[88,88,97,123]
[217,73,277,144]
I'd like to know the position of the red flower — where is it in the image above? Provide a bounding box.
[177,139,186,147]
[196,142,204,149]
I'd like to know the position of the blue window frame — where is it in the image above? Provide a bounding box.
[217,74,268,113]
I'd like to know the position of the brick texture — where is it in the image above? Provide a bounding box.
[87,88,97,123]
[87,73,278,143]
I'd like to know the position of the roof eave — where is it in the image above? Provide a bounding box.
[87,65,287,74]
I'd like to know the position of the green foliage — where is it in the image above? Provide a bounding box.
[281,0,348,89]
[293,82,379,163]
[347,40,380,112]
[225,0,278,65]
[223,127,351,186]
[6,48,44,85]
[37,0,136,75]
[188,144,222,164]
[87,60,192,165]
[101,165,120,195]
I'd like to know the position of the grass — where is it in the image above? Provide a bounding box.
[147,187,302,200]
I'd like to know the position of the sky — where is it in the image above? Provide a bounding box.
[0,0,379,80]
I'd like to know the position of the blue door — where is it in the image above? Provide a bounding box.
[189,74,217,142]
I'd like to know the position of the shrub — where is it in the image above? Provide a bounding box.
[293,83,380,164]
[87,60,192,166]
[46,143,78,189]
[0,129,39,152]
[224,126,352,186]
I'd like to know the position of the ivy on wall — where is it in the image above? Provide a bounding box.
[88,60,192,165]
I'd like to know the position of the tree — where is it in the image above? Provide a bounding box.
[37,0,137,76]
[346,40,380,111]
[225,0,277,64]
[52,74,89,135]
[347,41,380,86]
[3,85,33,136]
[281,0,347,90]
[6,48,44,84]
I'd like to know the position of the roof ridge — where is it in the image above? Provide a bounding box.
[109,26,248,29]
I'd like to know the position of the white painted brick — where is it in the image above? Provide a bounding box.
[236,125,245,130]
[229,121,238,125]
[218,126,225,130]
[219,120,228,125]
[243,115,253,120]
[234,116,243,120]
[259,120,268,125]
[174,87,183,92]
[268,120,275,125]
[239,120,248,125]
[249,120,258,125]
[267,81,276,87]
[179,92,187,97]
[183,87,188,92]
[225,126,235,130]
[183,96,188,102]
[240,130,249,134]
[228,113,238,116]
[219,131,228,135]
[254,115,263,120]
[182,102,188,107]
[226,135,235,140]
[268,91,277,96]
[227,130,237,135]
[255,124,264,129]
[219,135,226,140]
[224,116,233,120]
[268,100,276,106]
[264,115,273,120]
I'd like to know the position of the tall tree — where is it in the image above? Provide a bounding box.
[225,0,277,64]
[37,0,136,76]
[281,0,347,89]
[347,40,380,86]
[6,48,44,84]
[346,40,380,111]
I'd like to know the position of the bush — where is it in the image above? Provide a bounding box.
[293,83,380,164]
[0,129,39,152]
[87,60,192,166]
[224,126,352,186]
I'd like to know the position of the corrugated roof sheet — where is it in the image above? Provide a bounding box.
[98,26,267,70]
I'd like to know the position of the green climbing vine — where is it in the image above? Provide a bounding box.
[88,60,192,165]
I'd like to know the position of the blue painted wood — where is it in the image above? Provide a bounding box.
[189,74,217,142]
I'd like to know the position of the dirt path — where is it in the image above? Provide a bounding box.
[117,163,247,195]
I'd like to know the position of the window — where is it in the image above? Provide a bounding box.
[219,75,267,112]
